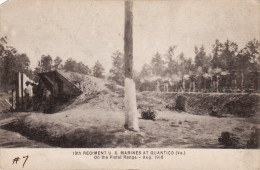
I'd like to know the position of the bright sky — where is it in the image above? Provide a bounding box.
[0,0,259,73]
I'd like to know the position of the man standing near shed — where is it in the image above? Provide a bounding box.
[124,0,139,132]
[23,81,31,111]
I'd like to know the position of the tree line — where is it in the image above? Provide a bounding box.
[34,55,105,79]
[0,36,105,91]
[109,39,259,93]
[1,36,259,93]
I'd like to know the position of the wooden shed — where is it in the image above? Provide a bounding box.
[38,70,83,98]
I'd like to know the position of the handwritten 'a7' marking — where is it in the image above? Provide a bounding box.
[23,155,29,168]
[12,155,29,168]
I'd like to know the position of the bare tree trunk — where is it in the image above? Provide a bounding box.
[241,72,244,92]
[210,77,213,92]
[164,82,168,92]
[124,0,139,132]
[193,80,196,92]
[182,77,185,92]
[202,78,205,92]
[189,81,192,92]
[234,78,237,90]
[216,75,219,93]
[156,81,160,92]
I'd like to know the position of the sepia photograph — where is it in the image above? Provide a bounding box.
[0,0,259,168]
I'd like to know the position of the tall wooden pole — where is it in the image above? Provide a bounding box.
[124,0,139,131]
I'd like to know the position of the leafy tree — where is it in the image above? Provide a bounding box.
[138,63,154,91]
[139,63,152,79]
[1,47,17,89]
[77,61,91,75]
[211,39,223,69]
[236,39,260,90]
[219,40,238,72]
[194,46,206,67]
[36,55,53,72]
[108,51,124,85]
[16,53,30,72]
[63,58,91,75]
[0,36,32,90]
[64,58,77,72]
[194,45,211,73]
[239,39,260,71]
[92,61,105,78]
[175,52,194,76]
[151,52,165,76]
[53,56,63,70]
[0,36,7,58]
[164,46,178,75]
[245,39,260,63]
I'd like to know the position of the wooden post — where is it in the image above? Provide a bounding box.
[192,76,196,92]
[15,72,20,109]
[165,82,168,92]
[210,76,213,92]
[241,72,244,92]
[156,81,160,92]
[233,72,237,91]
[182,76,185,92]
[216,75,219,93]
[124,0,139,131]
[21,73,24,108]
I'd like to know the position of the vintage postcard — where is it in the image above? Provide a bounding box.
[0,0,259,169]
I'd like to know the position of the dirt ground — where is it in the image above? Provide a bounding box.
[0,103,258,148]
[0,114,50,147]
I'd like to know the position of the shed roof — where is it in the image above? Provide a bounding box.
[38,70,83,96]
